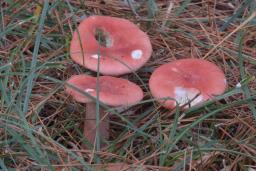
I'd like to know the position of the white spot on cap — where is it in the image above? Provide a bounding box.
[91,54,100,59]
[106,38,113,47]
[224,79,227,85]
[131,50,143,60]
[171,67,178,72]
[84,88,95,93]
[236,82,241,88]
[174,87,203,107]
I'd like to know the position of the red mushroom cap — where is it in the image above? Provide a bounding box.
[70,16,152,75]
[149,59,227,109]
[65,74,143,106]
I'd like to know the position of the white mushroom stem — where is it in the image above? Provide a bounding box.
[84,102,109,148]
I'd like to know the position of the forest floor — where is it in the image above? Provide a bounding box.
[0,0,256,170]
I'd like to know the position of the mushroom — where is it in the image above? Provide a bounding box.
[149,59,227,109]
[70,15,152,75]
[65,74,143,147]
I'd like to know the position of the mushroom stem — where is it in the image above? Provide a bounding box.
[84,102,109,148]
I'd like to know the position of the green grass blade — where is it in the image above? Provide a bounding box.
[22,1,48,114]
[146,0,158,19]
[220,0,253,31]
[237,31,256,120]
[175,0,191,16]
[160,98,254,165]
[15,1,54,170]
[0,159,8,171]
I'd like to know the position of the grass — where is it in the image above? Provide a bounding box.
[0,0,256,170]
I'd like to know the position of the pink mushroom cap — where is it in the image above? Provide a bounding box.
[70,15,152,75]
[65,74,143,106]
[149,59,227,109]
